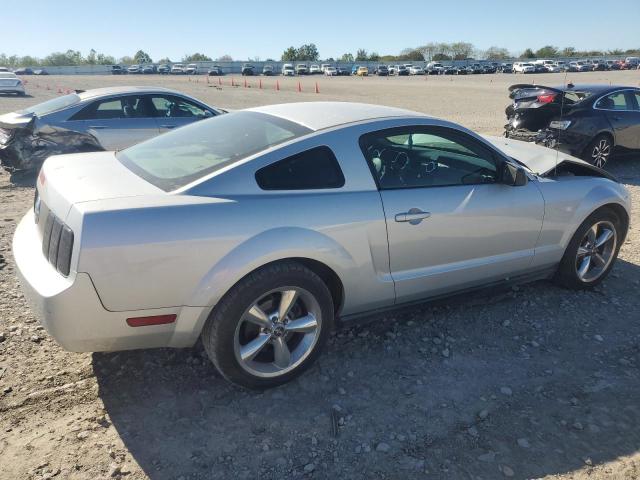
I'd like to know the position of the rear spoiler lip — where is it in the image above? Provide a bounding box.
[508,83,564,93]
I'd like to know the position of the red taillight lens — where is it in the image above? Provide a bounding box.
[537,93,557,104]
[126,314,176,327]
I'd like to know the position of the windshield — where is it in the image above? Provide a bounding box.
[117,111,311,191]
[18,93,81,116]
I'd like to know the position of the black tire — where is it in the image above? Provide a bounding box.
[582,134,613,169]
[555,208,622,289]
[201,261,334,389]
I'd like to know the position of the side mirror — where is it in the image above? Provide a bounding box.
[502,162,528,186]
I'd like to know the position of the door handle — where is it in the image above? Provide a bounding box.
[395,208,431,224]
[88,125,107,129]
[159,124,177,129]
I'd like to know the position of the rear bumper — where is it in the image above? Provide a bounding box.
[13,211,210,352]
[504,127,590,159]
[0,85,24,94]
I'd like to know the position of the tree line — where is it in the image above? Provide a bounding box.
[0,49,235,67]
[2,44,640,68]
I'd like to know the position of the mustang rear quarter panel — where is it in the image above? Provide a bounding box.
[77,127,395,315]
[530,176,630,269]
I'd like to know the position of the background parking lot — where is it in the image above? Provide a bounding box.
[1,71,640,480]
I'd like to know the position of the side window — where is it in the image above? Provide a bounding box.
[359,127,498,189]
[255,146,345,190]
[151,95,210,118]
[632,91,640,111]
[596,91,631,110]
[71,96,151,120]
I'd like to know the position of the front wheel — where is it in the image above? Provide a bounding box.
[555,208,622,289]
[583,134,613,169]
[201,262,334,389]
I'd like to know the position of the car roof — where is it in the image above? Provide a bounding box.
[248,102,428,131]
[77,86,186,100]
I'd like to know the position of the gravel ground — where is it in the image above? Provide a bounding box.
[1,72,639,480]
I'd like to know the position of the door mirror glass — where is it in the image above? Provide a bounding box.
[502,162,528,186]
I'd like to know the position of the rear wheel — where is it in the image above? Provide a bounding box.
[583,134,613,169]
[555,208,621,289]
[201,262,334,389]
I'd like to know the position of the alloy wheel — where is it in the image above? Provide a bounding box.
[233,287,322,378]
[590,138,611,168]
[575,220,617,282]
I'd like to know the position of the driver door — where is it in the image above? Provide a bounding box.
[148,94,214,133]
[361,126,545,303]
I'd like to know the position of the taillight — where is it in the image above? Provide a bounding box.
[537,93,557,104]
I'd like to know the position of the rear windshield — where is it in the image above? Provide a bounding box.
[117,111,311,191]
[18,93,81,116]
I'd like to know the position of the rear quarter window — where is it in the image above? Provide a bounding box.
[255,146,345,190]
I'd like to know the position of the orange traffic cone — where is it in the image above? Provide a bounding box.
[315,82,319,94]
[276,80,280,91]
[244,78,247,88]
[231,77,235,87]
[297,81,302,92]
[259,78,262,89]
[218,77,222,86]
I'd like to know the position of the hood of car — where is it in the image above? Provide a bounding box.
[0,111,34,130]
[483,135,603,176]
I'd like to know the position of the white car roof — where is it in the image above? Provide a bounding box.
[248,102,427,131]
[77,86,188,101]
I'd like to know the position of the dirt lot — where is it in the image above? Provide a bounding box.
[1,71,640,480]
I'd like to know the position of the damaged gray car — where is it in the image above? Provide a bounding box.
[0,86,222,173]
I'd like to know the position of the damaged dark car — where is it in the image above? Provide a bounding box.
[0,86,221,173]
[504,84,640,168]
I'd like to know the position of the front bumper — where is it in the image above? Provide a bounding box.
[13,211,209,352]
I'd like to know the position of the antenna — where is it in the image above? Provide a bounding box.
[555,69,570,176]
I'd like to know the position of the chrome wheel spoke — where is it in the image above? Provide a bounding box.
[284,314,318,333]
[245,305,271,329]
[272,337,291,368]
[577,246,590,258]
[278,290,298,320]
[592,253,606,267]
[240,333,271,361]
[588,224,598,243]
[577,256,592,279]
[595,229,614,248]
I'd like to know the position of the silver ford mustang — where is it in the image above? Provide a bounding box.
[13,102,630,389]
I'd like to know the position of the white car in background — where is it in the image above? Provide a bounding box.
[171,63,186,74]
[409,65,425,75]
[309,65,321,74]
[320,64,331,73]
[426,62,445,74]
[0,72,25,96]
[282,64,295,76]
[545,64,562,72]
[514,62,535,73]
[324,66,337,76]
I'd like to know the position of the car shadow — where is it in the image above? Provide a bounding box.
[608,153,640,187]
[94,258,640,479]
[0,93,33,98]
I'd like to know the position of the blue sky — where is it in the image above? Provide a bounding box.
[3,0,639,60]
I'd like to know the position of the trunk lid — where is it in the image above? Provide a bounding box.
[38,151,164,221]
